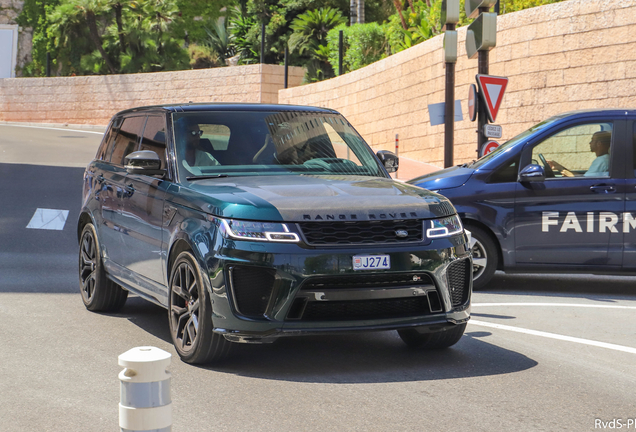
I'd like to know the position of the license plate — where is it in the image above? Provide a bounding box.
[353,254,390,270]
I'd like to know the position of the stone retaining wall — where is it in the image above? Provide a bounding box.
[279,0,636,167]
[0,64,304,125]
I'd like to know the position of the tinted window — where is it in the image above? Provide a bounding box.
[97,118,122,161]
[488,156,520,183]
[140,115,167,169]
[110,116,145,166]
[531,122,613,179]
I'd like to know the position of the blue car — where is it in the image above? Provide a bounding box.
[409,109,636,289]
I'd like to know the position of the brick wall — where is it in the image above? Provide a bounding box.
[0,64,304,125]
[279,0,636,168]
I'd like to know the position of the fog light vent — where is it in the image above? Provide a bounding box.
[230,266,276,318]
[447,258,471,307]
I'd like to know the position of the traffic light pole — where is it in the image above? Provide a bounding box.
[477,6,490,155]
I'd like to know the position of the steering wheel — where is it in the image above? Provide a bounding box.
[538,153,555,178]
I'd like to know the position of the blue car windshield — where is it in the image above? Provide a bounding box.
[471,116,561,169]
[172,111,385,181]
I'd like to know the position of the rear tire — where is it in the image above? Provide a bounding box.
[466,225,498,290]
[398,323,466,349]
[168,251,233,364]
[79,223,128,312]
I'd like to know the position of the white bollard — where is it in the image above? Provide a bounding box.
[118,347,172,432]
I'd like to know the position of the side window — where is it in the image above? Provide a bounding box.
[97,118,122,161]
[110,116,145,166]
[632,122,636,177]
[140,115,167,169]
[488,156,520,183]
[531,122,612,179]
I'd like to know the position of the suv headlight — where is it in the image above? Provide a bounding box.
[216,217,300,243]
[426,214,463,238]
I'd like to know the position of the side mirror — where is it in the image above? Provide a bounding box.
[518,164,545,182]
[377,150,399,173]
[125,150,166,177]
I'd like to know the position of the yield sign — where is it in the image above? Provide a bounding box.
[476,74,509,123]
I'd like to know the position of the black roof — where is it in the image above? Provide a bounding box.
[114,103,339,117]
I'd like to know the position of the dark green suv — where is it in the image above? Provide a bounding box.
[78,103,471,364]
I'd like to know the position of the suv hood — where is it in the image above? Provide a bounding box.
[408,166,475,191]
[173,175,457,222]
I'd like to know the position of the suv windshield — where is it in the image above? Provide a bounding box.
[173,111,385,181]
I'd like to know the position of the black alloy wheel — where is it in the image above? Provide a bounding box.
[168,251,232,364]
[79,223,128,311]
[466,225,498,290]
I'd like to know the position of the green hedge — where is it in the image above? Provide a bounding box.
[326,22,386,75]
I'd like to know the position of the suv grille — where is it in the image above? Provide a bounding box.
[447,259,471,307]
[286,273,444,321]
[300,297,432,321]
[301,273,434,290]
[230,266,276,318]
[298,219,423,245]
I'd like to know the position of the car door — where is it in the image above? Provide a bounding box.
[514,120,626,268]
[622,119,636,269]
[118,115,170,287]
[96,116,145,267]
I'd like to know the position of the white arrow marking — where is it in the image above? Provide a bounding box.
[26,208,69,230]
[470,319,636,355]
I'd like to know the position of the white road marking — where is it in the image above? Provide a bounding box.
[469,319,636,354]
[1,124,104,135]
[26,209,69,230]
[473,302,636,310]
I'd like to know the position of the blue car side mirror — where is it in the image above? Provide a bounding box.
[518,164,545,182]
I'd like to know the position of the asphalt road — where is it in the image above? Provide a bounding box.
[1,124,635,432]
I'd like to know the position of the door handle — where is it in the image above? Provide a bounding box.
[590,185,616,194]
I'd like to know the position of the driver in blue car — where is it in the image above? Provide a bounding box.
[548,131,611,177]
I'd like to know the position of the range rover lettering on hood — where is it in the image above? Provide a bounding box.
[302,212,419,221]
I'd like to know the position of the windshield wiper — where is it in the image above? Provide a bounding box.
[459,160,475,168]
[186,174,229,181]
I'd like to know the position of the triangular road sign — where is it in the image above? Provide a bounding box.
[476,74,509,123]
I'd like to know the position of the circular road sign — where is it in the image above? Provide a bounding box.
[480,140,499,157]
[468,84,478,122]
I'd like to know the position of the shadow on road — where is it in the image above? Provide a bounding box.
[109,296,538,383]
[205,329,537,383]
[105,296,173,343]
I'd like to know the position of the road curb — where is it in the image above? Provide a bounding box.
[0,121,106,133]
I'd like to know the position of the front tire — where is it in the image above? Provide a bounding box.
[79,223,128,312]
[398,323,467,349]
[466,225,498,290]
[168,251,232,364]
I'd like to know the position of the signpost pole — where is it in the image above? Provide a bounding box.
[444,22,456,168]
[284,46,289,89]
[338,30,344,76]
[477,6,490,156]
[442,0,459,168]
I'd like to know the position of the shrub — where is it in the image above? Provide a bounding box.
[326,22,387,75]
[188,44,221,69]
